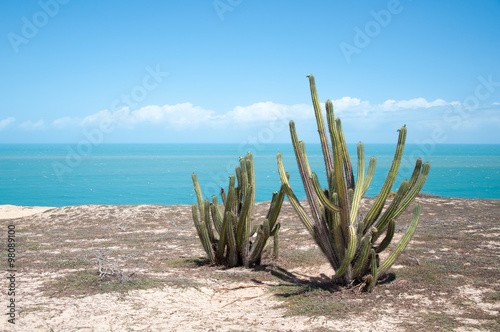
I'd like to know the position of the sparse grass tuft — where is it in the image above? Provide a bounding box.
[164,277,203,289]
[278,248,324,269]
[42,270,163,298]
[164,257,209,268]
[417,192,442,198]
[392,261,445,287]
[46,258,90,269]
[272,284,351,318]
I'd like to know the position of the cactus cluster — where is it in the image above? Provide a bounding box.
[276,75,430,290]
[192,152,285,267]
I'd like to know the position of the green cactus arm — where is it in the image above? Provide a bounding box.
[277,152,316,237]
[270,223,281,236]
[236,185,253,249]
[221,189,227,205]
[214,176,236,264]
[267,187,286,230]
[249,222,271,264]
[235,165,243,207]
[326,101,348,207]
[392,162,430,219]
[266,192,278,220]
[262,237,273,252]
[310,173,340,212]
[333,225,357,278]
[192,203,203,239]
[299,140,314,179]
[262,218,271,238]
[408,158,422,190]
[377,204,421,277]
[248,227,267,265]
[204,199,216,244]
[239,158,249,200]
[226,211,239,267]
[262,187,285,262]
[192,204,215,263]
[352,234,372,276]
[336,118,355,190]
[356,221,364,247]
[374,161,425,230]
[222,175,237,263]
[236,164,243,188]
[215,210,228,264]
[328,168,337,197]
[329,192,344,255]
[277,152,338,266]
[307,74,335,184]
[350,142,365,226]
[224,175,236,212]
[245,153,256,219]
[373,180,410,235]
[362,156,376,197]
[363,126,407,230]
[325,197,334,229]
[250,221,282,263]
[326,100,350,242]
[289,121,322,222]
[192,173,205,220]
[371,161,429,238]
[375,218,395,253]
[250,224,259,237]
[211,195,223,236]
[365,249,378,291]
[273,232,279,258]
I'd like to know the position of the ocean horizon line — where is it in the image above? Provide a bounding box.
[1,143,499,206]
[2,142,500,145]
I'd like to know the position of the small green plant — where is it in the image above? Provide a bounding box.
[276,75,430,290]
[192,152,285,267]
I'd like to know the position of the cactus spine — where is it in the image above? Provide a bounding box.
[276,75,430,290]
[192,152,285,267]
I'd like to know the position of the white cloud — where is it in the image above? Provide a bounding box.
[331,97,371,112]
[80,103,217,129]
[78,102,310,130]
[151,103,216,128]
[493,102,500,106]
[81,108,130,128]
[14,97,465,134]
[379,98,450,111]
[226,102,312,123]
[20,120,45,130]
[129,105,166,123]
[52,117,80,129]
[0,117,15,131]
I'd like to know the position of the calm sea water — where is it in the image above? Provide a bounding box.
[1,144,499,207]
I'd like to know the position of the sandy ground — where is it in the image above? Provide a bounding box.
[0,205,55,220]
[0,197,499,331]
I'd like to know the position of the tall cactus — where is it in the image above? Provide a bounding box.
[276,75,430,290]
[192,152,285,267]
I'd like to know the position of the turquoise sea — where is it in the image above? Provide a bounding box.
[1,144,499,207]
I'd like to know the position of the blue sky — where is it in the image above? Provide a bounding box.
[1,0,499,144]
